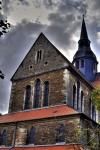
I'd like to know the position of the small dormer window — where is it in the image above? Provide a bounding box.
[81,60,84,68]
[36,50,42,63]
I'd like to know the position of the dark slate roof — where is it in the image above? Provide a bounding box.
[73,16,98,63]
[80,15,89,40]
[73,49,98,62]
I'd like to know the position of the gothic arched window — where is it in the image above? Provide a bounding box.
[24,85,31,110]
[80,91,84,112]
[33,79,41,108]
[43,81,49,107]
[27,127,35,144]
[73,85,76,108]
[56,124,65,143]
[77,81,80,110]
[2,130,7,146]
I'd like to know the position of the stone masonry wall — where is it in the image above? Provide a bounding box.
[9,69,69,112]
[0,116,99,149]
[9,67,92,119]
[0,116,80,147]
[12,33,68,81]
[67,71,92,117]
[80,117,100,149]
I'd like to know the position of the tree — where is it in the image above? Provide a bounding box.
[0,19,10,36]
[0,70,4,79]
[0,0,10,36]
[91,87,100,111]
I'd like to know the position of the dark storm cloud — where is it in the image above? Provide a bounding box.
[3,0,11,16]
[58,0,87,15]
[32,0,59,9]
[32,0,41,8]
[43,0,53,8]
[43,0,58,9]
[46,13,78,50]
[0,20,45,113]
[92,0,100,11]
[45,0,86,50]
[18,0,30,6]
[45,0,100,63]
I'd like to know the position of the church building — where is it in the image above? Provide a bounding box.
[0,17,100,150]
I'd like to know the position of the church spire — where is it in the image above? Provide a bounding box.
[78,15,90,48]
[80,15,88,40]
[72,15,98,82]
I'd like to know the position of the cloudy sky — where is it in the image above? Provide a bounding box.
[0,0,100,114]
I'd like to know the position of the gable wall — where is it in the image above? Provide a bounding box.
[12,34,68,81]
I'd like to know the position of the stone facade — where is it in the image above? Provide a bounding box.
[9,33,94,121]
[0,115,99,149]
[11,33,68,81]
[9,67,92,119]
[0,33,99,150]
[80,116,100,149]
[9,69,67,112]
[0,116,82,146]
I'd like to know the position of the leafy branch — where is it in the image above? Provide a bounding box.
[0,70,4,79]
[0,0,10,36]
[91,88,100,111]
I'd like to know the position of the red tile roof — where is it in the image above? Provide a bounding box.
[0,144,84,150]
[0,105,78,124]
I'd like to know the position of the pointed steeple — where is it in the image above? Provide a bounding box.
[80,15,88,40]
[78,15,90,48]
[72,15,98,82]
